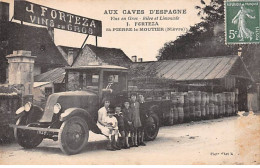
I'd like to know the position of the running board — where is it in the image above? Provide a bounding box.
[9,124,60,133]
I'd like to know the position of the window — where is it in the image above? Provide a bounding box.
[67,71,99,92]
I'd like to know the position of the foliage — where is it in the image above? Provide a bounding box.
[157,0,260,82]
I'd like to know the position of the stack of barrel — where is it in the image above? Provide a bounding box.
[163,91,238,126]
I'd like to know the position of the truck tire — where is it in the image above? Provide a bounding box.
[144,113,160,141]
[58,116,89,155]
[14,116,43,149]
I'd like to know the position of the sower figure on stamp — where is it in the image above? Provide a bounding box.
[97,99,120,150]
[130,93,142,147]
[138,94,147,146]
[232,4,256,41]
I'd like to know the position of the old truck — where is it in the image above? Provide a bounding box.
[10,65,160,155]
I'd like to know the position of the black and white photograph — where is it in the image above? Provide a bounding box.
[0,0,259,165]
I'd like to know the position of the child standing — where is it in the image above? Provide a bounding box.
[130,93,142,147]
[114,105,128,149]
[138,94,147,146]
[122,100,133,149]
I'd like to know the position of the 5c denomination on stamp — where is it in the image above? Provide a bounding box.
[225,0,260,44]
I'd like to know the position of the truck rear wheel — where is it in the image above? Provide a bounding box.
[14,116,43,149]
[144,113,160,141]
[58,116,89,155]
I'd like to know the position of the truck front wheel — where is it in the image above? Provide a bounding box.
[144,113,160,141]
[14,116,43,149]
[58,116,89,155]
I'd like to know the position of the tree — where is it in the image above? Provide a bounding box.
[158,0,260,82]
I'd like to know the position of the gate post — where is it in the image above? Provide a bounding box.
[6,50,36,104]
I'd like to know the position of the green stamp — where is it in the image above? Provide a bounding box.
[225,0,260,44]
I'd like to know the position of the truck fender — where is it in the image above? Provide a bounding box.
[60,108,101,134]
[16,105,43,123]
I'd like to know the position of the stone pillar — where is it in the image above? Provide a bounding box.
[6,50,36,96]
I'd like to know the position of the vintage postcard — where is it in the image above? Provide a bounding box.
[0,0,259,165]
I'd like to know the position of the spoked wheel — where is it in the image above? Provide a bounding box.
[144,113,160,141]
[58,116,89,155]
[14,116,43,149]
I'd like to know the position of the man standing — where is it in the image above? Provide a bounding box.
[138,94,147,146]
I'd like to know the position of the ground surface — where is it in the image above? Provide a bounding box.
[0,111,259,165]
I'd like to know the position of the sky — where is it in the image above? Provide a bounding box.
[3,0,204,61]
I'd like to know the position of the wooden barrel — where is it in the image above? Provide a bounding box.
[171,92,178,106]
[201,92,207,106]
[173,105,178,124]
[224,92,232,116]
[208,92,215,104]
[175,92,184,106]
[223,92,228,116]
[205,94,210,119]
[183,93,190,122]
[195,105,201,121]
[189,105,195,121]
[216,93,223,117]
[178,107,184,123]
[188,91,195,106]
[201,105,206,119]
[214,94,219,118]
[169,107,174,125]
[165,107,174,125]
[209,103,215,119]
[205,104,209,119]
[193,91,201,120]
[193,91,201,106]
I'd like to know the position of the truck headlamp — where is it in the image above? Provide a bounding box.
[24,102,32,112]
[53,103,62,114]
[15,106,25,115]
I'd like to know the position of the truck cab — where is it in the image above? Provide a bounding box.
[11,65,159,155]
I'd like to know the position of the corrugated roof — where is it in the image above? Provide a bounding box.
[34,68,65,83]
[131,55,253,81]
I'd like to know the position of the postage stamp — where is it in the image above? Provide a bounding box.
[225,0,260,44]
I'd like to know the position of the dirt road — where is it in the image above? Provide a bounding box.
[0,112,259,165]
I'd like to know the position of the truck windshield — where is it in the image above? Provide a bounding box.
[67,71,99,92]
